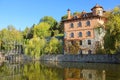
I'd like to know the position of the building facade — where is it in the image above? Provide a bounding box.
[62,4,106,54]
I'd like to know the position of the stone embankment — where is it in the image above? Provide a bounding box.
[40,54,120,63]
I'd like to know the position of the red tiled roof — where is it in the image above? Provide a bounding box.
[62,13,101,22]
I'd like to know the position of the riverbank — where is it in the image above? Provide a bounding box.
[3,53,120,64]
[40,54,120,63]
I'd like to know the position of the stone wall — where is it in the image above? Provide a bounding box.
[40,54,120,63]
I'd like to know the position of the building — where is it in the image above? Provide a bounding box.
[62,4,106,54]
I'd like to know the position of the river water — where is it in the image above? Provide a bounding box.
[0,61,120,80]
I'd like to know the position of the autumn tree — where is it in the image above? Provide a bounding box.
[69,41,80,54]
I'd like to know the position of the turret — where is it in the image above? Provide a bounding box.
[91,4,104,16]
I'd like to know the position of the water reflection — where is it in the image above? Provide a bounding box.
[64,68,106,80]
[0,61,120,80]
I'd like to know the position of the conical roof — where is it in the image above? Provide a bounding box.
[91,4,103,11]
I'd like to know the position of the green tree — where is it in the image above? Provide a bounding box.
[40,16,58,36]
[61,11,81,20]
[25,35,46,59]
[26,24,35,39]
[73,11,81,15]
[104,7,120,54]
[34,22,51,38]
[22,27,30,39]
[56,22,64,34]
[61,14,68,20]
[0,25,23,52]
[44,37,63,54]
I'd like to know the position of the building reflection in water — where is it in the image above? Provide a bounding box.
[64,68,106,80]
[1,61,120,80]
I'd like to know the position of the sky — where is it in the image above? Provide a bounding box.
[0,0,120,31]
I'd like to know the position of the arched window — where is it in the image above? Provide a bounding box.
[78,22,82,27]
[70,23,74,28]
[86,31,91,36]
[78,32,82,37]
[70,33,74,38]
[86,21,90,26]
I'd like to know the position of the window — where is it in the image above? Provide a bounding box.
[86,21,90,26]
[70,33,74,38]
[89,73,92,79]
[83,14,88,17]
[70,23,74,28]
[86,31,91,36]
[79,50,82,54]
[98,10,103,16]
[88,40,91,45]
[73,16,77,19]
[79,40,82,45]
[78,22,82,27]
[71,41,74,45]
[78,32,82,37]
[80,73,83,78]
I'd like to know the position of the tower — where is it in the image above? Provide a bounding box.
[91,4,104,16]
[67,9,71,19]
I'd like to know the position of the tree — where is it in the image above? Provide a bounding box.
[56,22,64,34]
[69,41,80,54]
[26,24,35,39]
[40,16,58,36]
[73,11,81,15]
[104,6,120,54]
[0,25,23,52]
[61,14,68,20]
[44,37,63,54]
[22,27,30,39]
[25,35,46,59]
[34,22,51,38]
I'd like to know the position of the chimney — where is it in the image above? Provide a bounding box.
[67,9,71,19]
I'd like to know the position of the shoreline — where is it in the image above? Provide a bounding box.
[2,53,120,64]
[40,54,120,64]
